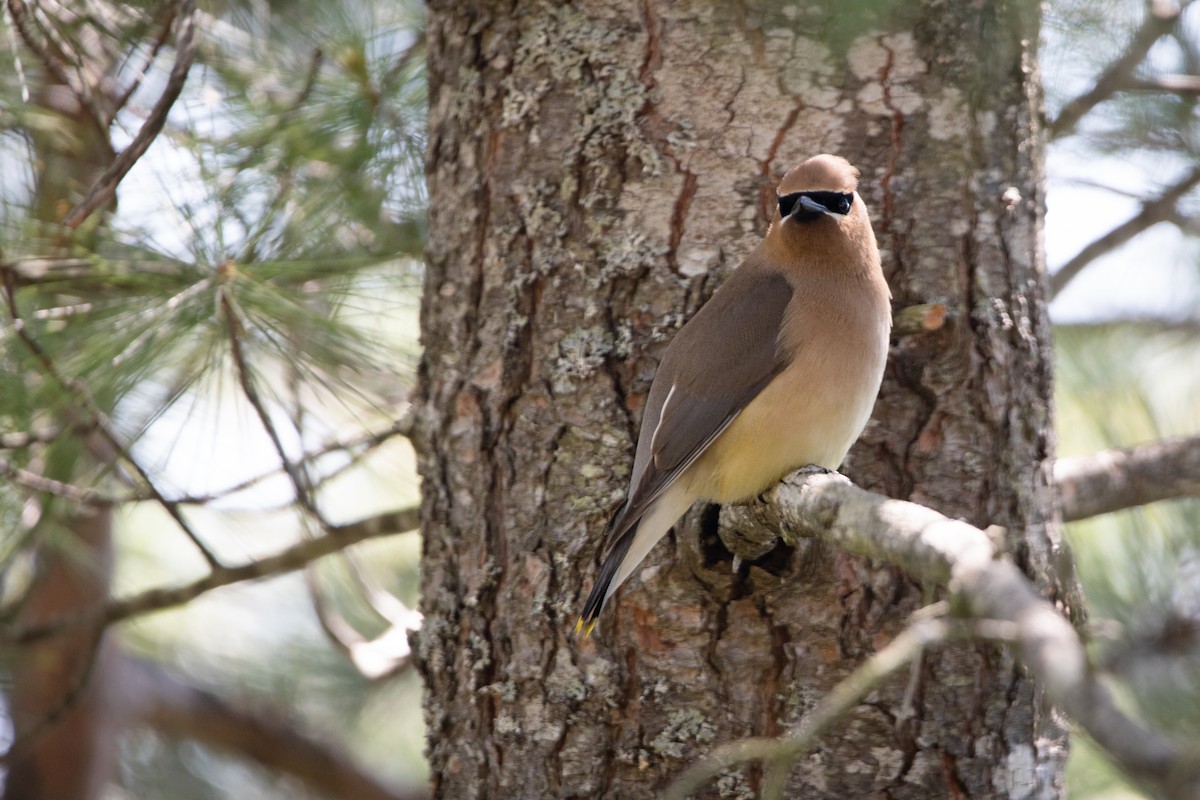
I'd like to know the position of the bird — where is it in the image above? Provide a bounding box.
[576,154,891,637]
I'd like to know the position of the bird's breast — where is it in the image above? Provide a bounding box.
[683,292,889,503]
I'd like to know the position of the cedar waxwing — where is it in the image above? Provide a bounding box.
[577,154,891,636]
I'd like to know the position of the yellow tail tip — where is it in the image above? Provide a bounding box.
[574,617,598,638]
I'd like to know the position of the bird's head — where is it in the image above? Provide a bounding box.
[775,154,860,224]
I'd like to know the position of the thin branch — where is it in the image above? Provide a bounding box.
[342,547,419,627]
[123,657,427,800]
[4,0,107,130]
[106,4,178,124]
[1,0,30,102]
[1055,434,1200,521]
[718,472,1200,798]
[383,31,424,87]
[1050,163,1200,299]
[306,565,370,658]
[1119,73,1200,95]
[1054,316,1200,336]
[306,562,419,680]
[140,412,414,507]
[666,615,949,800]
[0,255,189,286]
[62,0,197,229]
[32,300,96,320]
[2,506,420,646]
[1057,176,1153,199]
[228,46,325,176]
[231,49,323,263]
[1049,0,1184,138]
[0,460,110,506]
[0,428,63,448]
[218,273,327,524]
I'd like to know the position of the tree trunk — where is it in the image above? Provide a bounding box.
[4,54,120,800]
[5,509,117,800]
[417,1,1070,797]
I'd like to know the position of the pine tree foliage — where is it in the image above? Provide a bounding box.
[1,1,428,797]
[0,0,424,522]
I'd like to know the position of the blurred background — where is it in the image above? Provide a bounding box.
[0,0,1197,798]
[1044,1,1200,796]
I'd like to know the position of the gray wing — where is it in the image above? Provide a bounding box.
[600,268,794,556]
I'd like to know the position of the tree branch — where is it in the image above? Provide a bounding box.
[2,506,420,646]
[1055,434,1200,521]
[122,657,427,800]
[0,427,64,448]
[1119,73,1200,95]
[0,459,109,506]
[61,0,197,229]
[106,4,178,125]
[1054,316,1200,337]
[306,561,420,680]
[1049,0,1184,138]
[219,271,327,524]
[718,473,1200,798]
[1049,163,1200,299]
[4,0,108,131]
[0,255,189,286]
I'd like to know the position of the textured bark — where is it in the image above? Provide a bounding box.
[417,1,1069,798]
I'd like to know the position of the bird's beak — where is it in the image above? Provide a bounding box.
[779,191,854,220]
[798,195,833,216]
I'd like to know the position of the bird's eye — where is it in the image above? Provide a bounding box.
[804,191,853,215]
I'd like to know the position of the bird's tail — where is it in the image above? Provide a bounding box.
[576,527,635,637]
[575,482,694,637]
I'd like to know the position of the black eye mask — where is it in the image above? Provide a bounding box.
[778,191,854,221]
